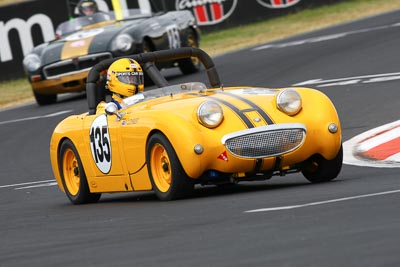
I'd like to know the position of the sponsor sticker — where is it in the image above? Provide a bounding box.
[70,40,86,48]
[256,0,301,9]
[175,0,238,26]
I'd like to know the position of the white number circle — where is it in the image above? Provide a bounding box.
[89,114,112,174]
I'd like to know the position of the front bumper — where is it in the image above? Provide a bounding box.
[31,71,88,94]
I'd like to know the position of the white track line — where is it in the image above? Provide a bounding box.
[245,189,400,213]
[253,23,400,51]
[15,182,57,190]
[0,179,55,189]
[0,110,72,125]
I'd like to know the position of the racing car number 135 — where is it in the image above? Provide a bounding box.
[89,114,112,174]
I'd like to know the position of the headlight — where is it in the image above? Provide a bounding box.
[276,88,302,116]
[23,54,41,72]
[114,34,134,52]
[197,101,224,128]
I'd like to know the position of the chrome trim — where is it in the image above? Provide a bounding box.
[328,123,338,133]
[221,123,307,159]
[43,52,112,79]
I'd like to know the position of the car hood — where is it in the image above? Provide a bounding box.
[121,87,283,131]
[38,20,144,65]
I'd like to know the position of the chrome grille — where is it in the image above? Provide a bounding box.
[43,52,112,79]
[222,124,306,159]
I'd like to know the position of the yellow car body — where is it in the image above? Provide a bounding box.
[50,48,342,204]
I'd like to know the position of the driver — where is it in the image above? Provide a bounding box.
[77,0,99,16]
[106,58,145,109]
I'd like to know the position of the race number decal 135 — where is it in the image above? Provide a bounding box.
[89,114,111,174]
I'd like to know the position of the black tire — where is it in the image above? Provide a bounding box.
[33,91,57,105]
[178,29,201,75]
[302,144,343,183]
[142,39,152,53]
[59,139,101,204]
[146,133,194,201]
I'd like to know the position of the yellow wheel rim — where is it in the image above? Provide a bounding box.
[62,148,80,196]
[150,143,172,193]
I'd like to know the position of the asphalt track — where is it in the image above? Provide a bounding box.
[1,10,400,267]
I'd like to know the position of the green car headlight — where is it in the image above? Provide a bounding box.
[197,101,224,128]
[276,88,302,116]
[114,34,134,52]
[23,54,41,72]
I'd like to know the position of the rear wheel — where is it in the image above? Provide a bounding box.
[142,39,152,53]
[59,139,101,204]
[146,133,194,201]
[34,91,57,105]
[302,144,343,183]
[178,29,200,74]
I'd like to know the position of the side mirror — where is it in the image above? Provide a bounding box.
[105,102,122,119]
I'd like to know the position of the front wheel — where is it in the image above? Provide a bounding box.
[146,133,194,201]
[302,144,343,183]
[59,139,101,204]
[33,91,57,105]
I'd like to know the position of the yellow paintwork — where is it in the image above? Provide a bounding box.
[61,36,95,60]
[111,0,124,20]
[50,86,341,194]
[82,20,116,30]
[32,71,88,94]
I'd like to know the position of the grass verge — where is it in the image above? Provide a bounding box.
[1,0,400,109]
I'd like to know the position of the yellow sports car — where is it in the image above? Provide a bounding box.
[50,48,342,204]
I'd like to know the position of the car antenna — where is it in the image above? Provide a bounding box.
[66,0,75,20]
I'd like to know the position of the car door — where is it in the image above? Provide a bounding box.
[83,113,133,192]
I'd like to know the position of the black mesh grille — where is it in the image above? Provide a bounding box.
[225,129,305,158]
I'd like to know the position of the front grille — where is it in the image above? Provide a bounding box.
[43,52,112,79]
[222,124,306,158]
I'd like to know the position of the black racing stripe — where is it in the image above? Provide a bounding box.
[206,96,254,128]
[42,43,64,65]
[254,159,263,172]
[218,92,274,125]
[187,93,257,128]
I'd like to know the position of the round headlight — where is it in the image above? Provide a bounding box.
[197,101,224,128]
[23,54,41,72]
[114,34,134,52]
[276,89,302,116]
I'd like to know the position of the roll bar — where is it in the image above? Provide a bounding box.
[86,47,221,115]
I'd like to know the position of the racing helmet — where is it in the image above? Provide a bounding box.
[107,58,144,98]
[78,0,99,16]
